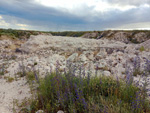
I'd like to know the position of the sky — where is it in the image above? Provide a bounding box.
[0,0,150,31]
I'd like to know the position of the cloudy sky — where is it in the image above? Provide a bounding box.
[0,0,150,31]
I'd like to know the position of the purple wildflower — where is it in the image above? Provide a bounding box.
[56,60,60,75]
[50,65,52,74]
[125,66,133,85]
[87,68,91,85]
[95,64,98,77]
[100,77,102,85]
[133,56,140,70]
[116,76,120,87]
[82,66,86,77]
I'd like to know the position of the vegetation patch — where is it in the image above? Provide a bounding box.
[4,76,15,82]
[50,31,87,37]
[18,70,150,113]
[139,46,145,52]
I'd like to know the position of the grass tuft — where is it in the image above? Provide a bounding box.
[139,46,145,52]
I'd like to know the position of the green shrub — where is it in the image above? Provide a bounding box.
[24,72,148,113]
[139,46,145,52]
[133,69,143,76]
[50,31,86,37]
[0,71,4,76]
[4,76,14,82]
[26,71,35,82]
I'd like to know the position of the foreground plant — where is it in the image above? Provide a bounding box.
[19,72,149,113]
[17,58,150,113]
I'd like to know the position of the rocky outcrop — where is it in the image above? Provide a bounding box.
[139,38,150,50]
[82,31,150,44]
[19,35,127,54]
[82,32,99,38]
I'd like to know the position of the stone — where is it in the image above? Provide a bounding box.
[15,48,22,53]
[124,45,136,54]
[59,66,66,72]
[82,32,98,38]
[67,53,78,62]
[49,63,56,72]
[78,54,88,62]
[57,110,64,113]
[83,51,94,60]
[133,32,147,43]
[96,60,107,70]
[47,54,65,65]
[115,63,126,76]
[140,38,150,50]
[111,32,129,43]
[103,71,111,76]
[36,110,44,113]
[96,49,107,60]
[27,61,33,66]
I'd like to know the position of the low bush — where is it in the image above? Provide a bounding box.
[21,70,149,113]
[4,76,14,82]
[139,46,145,52]
[50,31,87,37]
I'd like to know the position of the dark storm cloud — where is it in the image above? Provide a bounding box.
[0,0,86,25]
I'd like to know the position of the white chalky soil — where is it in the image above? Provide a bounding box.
[0,78,31,113]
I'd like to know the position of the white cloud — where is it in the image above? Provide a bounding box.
[113,5,136,11]
[0,15,3,19]
[0,15,30,30]
[108,22,150,30]
[0,15,10,28]
[0,15,52,31]
[16,24,28,27]
[35,0,136,13]
[16,24,31,30]
[0,20,9,27]
[106,0,150,6]
[141,4,150,8]
[19,27,28,30]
